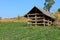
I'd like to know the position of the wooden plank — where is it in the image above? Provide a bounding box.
[29,19,44,22]
[29,17,44,18]
[29,22,44,24]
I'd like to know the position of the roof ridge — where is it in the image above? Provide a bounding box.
[33,6,55,18]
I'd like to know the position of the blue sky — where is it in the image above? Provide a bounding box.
[0,0,60,18]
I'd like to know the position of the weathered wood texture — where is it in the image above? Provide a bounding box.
[27,13,52,26]
[24,6,55,26]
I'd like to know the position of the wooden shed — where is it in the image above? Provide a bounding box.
[24,6,55,26]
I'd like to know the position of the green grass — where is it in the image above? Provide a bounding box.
[0,22,60,40]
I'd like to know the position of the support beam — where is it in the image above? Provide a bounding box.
[27,15,30,26]
[43,18,45,27]
[35,13,37,26]
[47,20,50,26]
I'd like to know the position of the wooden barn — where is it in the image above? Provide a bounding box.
[24,6,55,26]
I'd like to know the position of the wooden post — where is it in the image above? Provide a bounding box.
[51,21,52,25]
[27,14,30,26]
[43,19,45,27]
[47,20,50,26]
[43,17,45,27]
[50,19,53,26]
[35,13,37,26]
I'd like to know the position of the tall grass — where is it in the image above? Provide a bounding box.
[0,22,60,40]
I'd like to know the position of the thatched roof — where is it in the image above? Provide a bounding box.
[24,6,55,19]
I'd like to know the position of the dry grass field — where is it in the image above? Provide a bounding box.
[0,17,28,23]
